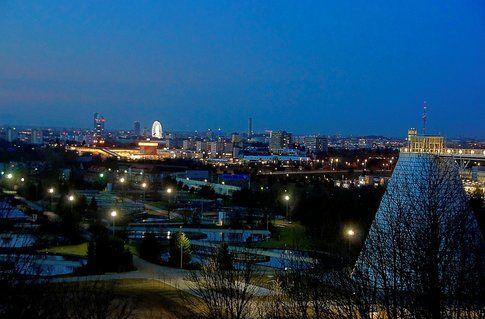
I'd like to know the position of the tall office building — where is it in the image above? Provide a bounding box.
[247,118,253,139]
[269,131,292,153]
[134,121,141,136]
[6,128,18,142]
[93,113,106,144]
[231,133,241,144]
[30,129,43,145]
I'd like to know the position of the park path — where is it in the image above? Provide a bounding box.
[52,256,272,296]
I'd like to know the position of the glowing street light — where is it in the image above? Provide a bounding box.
[283,194,290,219]
[119,177,126,201]
[141,182,147,202]
[110,210,117,236]
[6,173,13,179]
[99,173,104,178]
[48,187,55,209]
[166,187,174,220]
[345,227,356,253]
[68,195,75,213]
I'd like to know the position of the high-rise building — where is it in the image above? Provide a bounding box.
[195,141,208,153]
[30,129,43,145]
[93,113,106,144]
[231,133,241,144]
[269,131,292,153]
[182,140,195,150]
[6,128,18,142]
[209,141,224,157]
[304,136,328,154]
[134,121,141,136]
[247,118,253,139]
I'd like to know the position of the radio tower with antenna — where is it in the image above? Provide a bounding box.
[422,101,427,135]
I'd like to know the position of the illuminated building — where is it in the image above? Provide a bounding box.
[93,113,106,145]
[304,136,328,154]
[269,131,292,153]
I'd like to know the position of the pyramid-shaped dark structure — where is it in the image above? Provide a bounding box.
[354,153,483,292]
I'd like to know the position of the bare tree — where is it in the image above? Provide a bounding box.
[185,246,262,319]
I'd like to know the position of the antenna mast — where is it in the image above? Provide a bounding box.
[422,101,427,135]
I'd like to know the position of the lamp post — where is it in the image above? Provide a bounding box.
[68,195,75,213]
[119,177,125,202]
[345,228,355,253]
[48,188,54,210]
[110,210,117,236]
[141,182,147,202]
[167,188,173,220]
[283,194,290,219]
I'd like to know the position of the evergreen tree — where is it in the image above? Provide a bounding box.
[215,242,233,270]
[168,232,191,268]
[139,233,162,263]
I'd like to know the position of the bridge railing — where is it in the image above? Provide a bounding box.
[400,147,485,158]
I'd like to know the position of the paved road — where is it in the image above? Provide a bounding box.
[52,256,272,296]
[14,195,44,211]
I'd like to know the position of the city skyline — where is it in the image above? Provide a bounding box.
[0,1,484,138]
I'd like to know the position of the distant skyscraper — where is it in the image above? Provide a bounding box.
[134,121,141,136]
[6,128,18,142]
[231,133,241,144]
[151,121,163,139]
[247,118,253,139]
[93,113,106,144]
[30,129,43,145]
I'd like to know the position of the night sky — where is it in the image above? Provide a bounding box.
[0,1,484,137]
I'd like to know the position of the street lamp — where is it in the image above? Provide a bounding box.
[6,173,13,179]
[99,173,104,178]
[167,188,173,220]
[119,177,126,201]
[141,182,147,202]
[48,188,55,210]
[110,210,117,236]
[283,194,290,219]
[345,228,355,253]
[68,195,75,213]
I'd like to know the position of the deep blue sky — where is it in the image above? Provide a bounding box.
[0,1,484,137]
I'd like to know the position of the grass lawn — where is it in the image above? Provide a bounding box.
[54,279,197,319]
[41,242,140,257]
[113,279,198,319]
[254,220,312,250]
[148,201,168,209]
[40,242,88,256]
